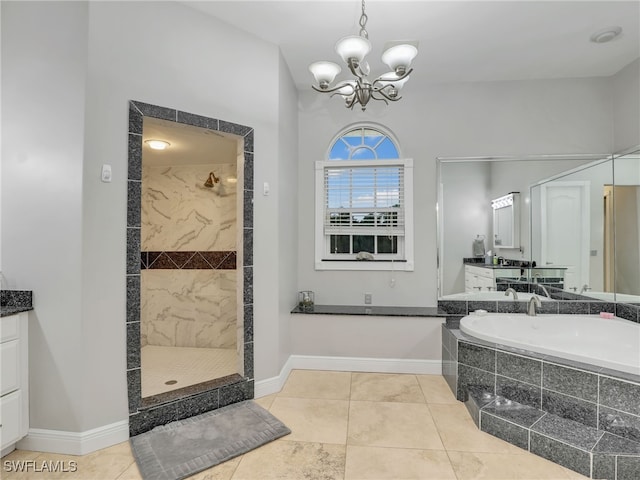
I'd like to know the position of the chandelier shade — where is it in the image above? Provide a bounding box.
[309,0,418,111]
[309,61,342,89]
[381,44,418,74]
[335,35,372,63]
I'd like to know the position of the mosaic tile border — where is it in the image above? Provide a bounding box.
[140,251,236,270]
[126,100,254,436]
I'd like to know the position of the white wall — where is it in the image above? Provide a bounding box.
[298,77,613,307]
[2,0,298,438]
[612,58,640,152]
[1,1,88,431]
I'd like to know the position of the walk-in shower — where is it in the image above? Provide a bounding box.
[126,101,254,435]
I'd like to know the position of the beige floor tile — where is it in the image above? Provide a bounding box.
[231,440,345,480]
[351,373,426,403]
[115,461,143,480]
[2,442,134,480]
[416,375,458,404]
[561,466,591,479]
[269,397,349,444]
[348,401,444,450]
[186,456,241,480]
[278,370,352,400]
[428,403,525,454]
[253,393,276,410]
[344,445,457,480]
[448,451,576,479]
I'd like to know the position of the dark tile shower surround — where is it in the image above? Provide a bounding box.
[442,325,640,479]
[126,100,254,436]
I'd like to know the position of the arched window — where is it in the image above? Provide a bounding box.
[315,125,414,270]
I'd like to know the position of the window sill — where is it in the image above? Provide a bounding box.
[315,260,414,271]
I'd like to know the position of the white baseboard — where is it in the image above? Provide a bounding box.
[16,420,129,456]
[255,355,442,397]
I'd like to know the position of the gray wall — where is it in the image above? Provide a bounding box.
[1,1,298,433]
[298,77,614,307]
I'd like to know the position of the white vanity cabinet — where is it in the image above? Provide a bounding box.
[464,265,496,292]
[1,312,29,456]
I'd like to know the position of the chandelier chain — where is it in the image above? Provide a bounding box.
[359,0,368,39]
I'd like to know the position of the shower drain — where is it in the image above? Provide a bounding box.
[165,380,178,385]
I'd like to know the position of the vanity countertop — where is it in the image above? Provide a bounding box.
[463,260,567,270]
[1,290,33,317]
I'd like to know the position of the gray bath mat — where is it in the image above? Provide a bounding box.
[130,400,291,480]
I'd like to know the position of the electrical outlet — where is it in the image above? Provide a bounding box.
[364,293,372,304]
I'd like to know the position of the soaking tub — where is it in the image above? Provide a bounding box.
[460,313,640,376]
[442,291,552,301]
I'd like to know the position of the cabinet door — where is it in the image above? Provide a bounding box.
[0,390,22,450]
[1,340,20,396]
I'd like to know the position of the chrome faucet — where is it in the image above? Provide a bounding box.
[527,296,542,316]
[538,285,552,299]
[580,284,591,294]
[505,288,518,300]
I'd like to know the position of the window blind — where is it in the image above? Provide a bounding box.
[323,164,405,236]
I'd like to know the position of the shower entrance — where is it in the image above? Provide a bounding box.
[126,101,254,436]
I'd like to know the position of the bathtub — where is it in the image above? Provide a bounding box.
[442,291,552,301]
[460,313,640,376]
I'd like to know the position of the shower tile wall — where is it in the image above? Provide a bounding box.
[141,163,237,349]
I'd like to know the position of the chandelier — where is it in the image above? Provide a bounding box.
[308,0,418,111]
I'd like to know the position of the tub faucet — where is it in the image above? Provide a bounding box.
[527,296,542,316]
[539,285,552,299]
[580,284,591,294]
[505,288,518,300]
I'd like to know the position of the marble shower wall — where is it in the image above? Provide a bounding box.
[141,163,237,349]
[141,270,236,348]
[142,164,236,251]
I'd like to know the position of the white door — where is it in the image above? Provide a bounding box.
[540,181,590,292]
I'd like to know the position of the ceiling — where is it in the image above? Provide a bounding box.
[142,117,238,167]
[185,1,640,90]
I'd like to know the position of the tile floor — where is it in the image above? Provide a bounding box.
[3,371,591,479]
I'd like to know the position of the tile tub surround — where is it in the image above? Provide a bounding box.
[442,325,640,479]
[127,100,254,436]
[0,290,33,316]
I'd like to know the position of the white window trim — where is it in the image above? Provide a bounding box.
[315,158,414,271]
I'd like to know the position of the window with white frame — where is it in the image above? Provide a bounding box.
[315,125,414,271]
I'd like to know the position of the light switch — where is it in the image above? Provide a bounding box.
[101,164,112,183]
[263,182,270,196]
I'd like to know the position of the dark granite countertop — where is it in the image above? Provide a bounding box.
[291,304,447,317]
[1,290,33,317]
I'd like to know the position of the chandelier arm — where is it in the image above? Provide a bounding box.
[371,90,398,103]
[312,83,356,95]
[370,68,413,89]
[346,60,367,80]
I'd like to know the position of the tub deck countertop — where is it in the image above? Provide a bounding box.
[291,304,447,317]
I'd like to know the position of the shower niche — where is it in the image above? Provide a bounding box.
[126,101,254,435]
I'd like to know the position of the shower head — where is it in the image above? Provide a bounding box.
[204,171,220,188]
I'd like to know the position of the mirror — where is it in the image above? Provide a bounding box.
[492,193,520,249]
[437,155,609,298]
[438,149,640,303]
[612,148,640,304]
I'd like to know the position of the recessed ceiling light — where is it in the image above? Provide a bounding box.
[145,139,171,150]
[590,26,623,44]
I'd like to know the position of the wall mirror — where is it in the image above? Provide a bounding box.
[437,154,609,298]
[438,148,640,303]
[492,192,520,249]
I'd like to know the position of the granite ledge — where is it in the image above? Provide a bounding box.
[291,304,446,317]
[1,289,33,317]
